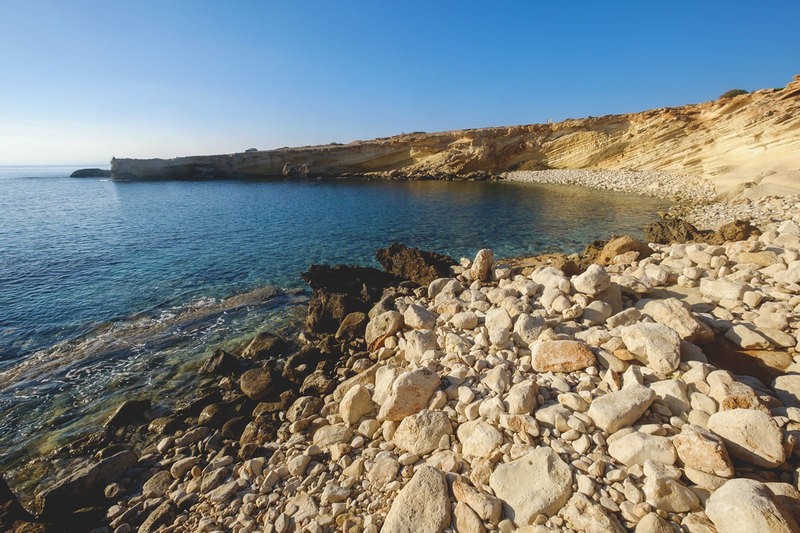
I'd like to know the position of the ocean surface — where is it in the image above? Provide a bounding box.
[0,165,668,475]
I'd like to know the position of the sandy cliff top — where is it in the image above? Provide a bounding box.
[112,75,800,198]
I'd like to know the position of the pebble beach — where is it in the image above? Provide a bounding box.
[4,178,800,533]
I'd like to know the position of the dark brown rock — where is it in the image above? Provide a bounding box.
[240,414,280,447]
[241,332,288,360]
[706,219,760,244]
[105,399,151,428]
[221,416,249,440]
[300,371,337,396]
[306,292,367,334]
[302,264,401,334]
[644,217,710,244]
[1,475,34,532]
[200,349,241,375]
[36,450,138,519]
[138,501,175,533]
[335,311,368,341]
[239,367,276,401]
[282,345,325,383]
[595,235,653,265]
[252,390,296,417]
[148,416,179,435]
[376,242,456,285]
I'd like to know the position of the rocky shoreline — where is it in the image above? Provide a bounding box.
[4,196,800,532]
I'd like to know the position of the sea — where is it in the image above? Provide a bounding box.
[0,165,668,479]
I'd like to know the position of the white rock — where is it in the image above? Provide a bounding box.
[404,329,437,363]
[643,476,700,513]
[471,249,494,282]
[339,384,374,425]
[403,304,437,330]
[587,385,655,433]
[621,323,681,375]
[379,368,440,422]
[700,278,748,301]
[485,308,513,345]
[365,311,404,347]
[724,323,772,350]
[457,419,504,458]
[451,311,479,330]
[705,478,798,533]
[561,493,624,533]
[608,431,677,466]
[392,409,453,456]
[707,408,786,468]
[489,448,573,524]
[505,380,538,415]
[636,298,713,342]
[573,264,611,296]
[382,465,450,533]
[483,366,510,395]
[513,314,547,347]
[773,374,800,408]
[649,379,690,416]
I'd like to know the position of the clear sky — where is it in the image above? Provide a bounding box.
[0,1,798,165]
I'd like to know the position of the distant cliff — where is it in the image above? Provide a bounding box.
[112,75,800,196]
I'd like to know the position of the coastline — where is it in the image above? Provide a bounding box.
[3,187,800,532]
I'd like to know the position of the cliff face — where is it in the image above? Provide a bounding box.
[112,75,800,196]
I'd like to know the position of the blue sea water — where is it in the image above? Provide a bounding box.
[0,165,668,472]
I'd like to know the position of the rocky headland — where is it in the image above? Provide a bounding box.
[3,192,800,532]
[111,75,800,200]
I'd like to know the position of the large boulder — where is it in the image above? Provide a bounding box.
[489,448,573,524]
[382,465,450,533]
[241,331,288,359]
[392,410,453,456]
[36,451,138,518]
[596,235,652,265]
[376,243,456,286]
[621,323,681,376]
[302,264,400,334]
[644,217,708,244]
[705,478,799,533]
[707,408,786,468]
[635,298,713,343]
[378,368,440,421]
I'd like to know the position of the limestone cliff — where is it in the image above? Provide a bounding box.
[111,75,800,196]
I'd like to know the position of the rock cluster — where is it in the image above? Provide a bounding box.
[82,203,800,533]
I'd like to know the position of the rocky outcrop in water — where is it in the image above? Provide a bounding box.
[111,75,800,197]
[70,168,111,178]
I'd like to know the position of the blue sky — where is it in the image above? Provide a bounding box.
[0,1,798,164]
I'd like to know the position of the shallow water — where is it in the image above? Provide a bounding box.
[0,166,668,471]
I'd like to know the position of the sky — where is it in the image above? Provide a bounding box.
[0,1,798,165]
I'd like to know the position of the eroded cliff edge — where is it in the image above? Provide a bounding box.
[112,75,800,197]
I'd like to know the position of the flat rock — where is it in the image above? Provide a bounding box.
[636,298,713,343]
[725,324,772,350]
[706,478,799,533]
[707,408,785,467]
[587,384,655,433]
[608,431,677,466]
[382,465,450,533]
[530,340,595,373]
[36,450,138,518]
[392,409,452,456]
[489,447,573,525]
[312,424,353,449]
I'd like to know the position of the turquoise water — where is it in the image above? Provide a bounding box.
[0,165,667,470]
